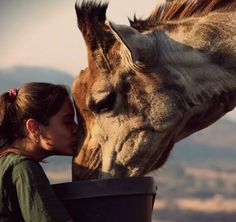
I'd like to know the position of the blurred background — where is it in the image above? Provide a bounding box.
[0,0,235,221]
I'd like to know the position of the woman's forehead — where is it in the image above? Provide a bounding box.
[56,98,74,117]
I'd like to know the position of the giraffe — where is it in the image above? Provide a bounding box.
[72,0,236,180]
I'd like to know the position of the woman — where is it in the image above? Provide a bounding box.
[0,82,78,222]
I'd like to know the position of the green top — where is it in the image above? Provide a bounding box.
[0,153,72,222]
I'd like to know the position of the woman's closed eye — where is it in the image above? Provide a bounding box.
[63,115,75,125]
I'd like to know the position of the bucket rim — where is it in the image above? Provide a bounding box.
[52,176,157,200]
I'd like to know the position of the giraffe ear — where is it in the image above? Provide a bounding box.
[107,21,156,64]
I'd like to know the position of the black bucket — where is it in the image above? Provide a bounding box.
[52,176,157,222]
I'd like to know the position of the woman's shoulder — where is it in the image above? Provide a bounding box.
[1,153,49,185]
[2,152,35,164]
[1,153,41,174]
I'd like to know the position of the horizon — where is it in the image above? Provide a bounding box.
[1,64,236,124]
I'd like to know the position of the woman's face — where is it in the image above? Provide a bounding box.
[40,98,78,156]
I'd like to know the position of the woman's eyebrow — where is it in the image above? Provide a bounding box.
[63,113,74,118]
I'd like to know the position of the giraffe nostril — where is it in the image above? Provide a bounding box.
[89,91,117,114]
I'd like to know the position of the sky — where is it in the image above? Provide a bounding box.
[0,0,235,122]
[0,0,162,75]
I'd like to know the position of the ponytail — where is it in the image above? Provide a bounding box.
[0,89,21,147]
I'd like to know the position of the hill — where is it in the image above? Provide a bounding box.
[0,66,73,92]
[150,118,236,222]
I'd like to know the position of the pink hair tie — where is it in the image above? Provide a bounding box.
[8,88,18,103]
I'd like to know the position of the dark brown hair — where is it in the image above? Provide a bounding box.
[0,82,70,148]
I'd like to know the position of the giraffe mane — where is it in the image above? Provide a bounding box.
[130,0,236,31]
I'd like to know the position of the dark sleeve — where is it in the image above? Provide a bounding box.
[12,159,72,222]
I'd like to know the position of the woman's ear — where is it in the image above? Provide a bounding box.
[25,119,41,143]
[26,119,39,134]
[26,118,40,135]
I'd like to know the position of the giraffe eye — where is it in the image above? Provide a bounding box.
[88,91,117,114]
